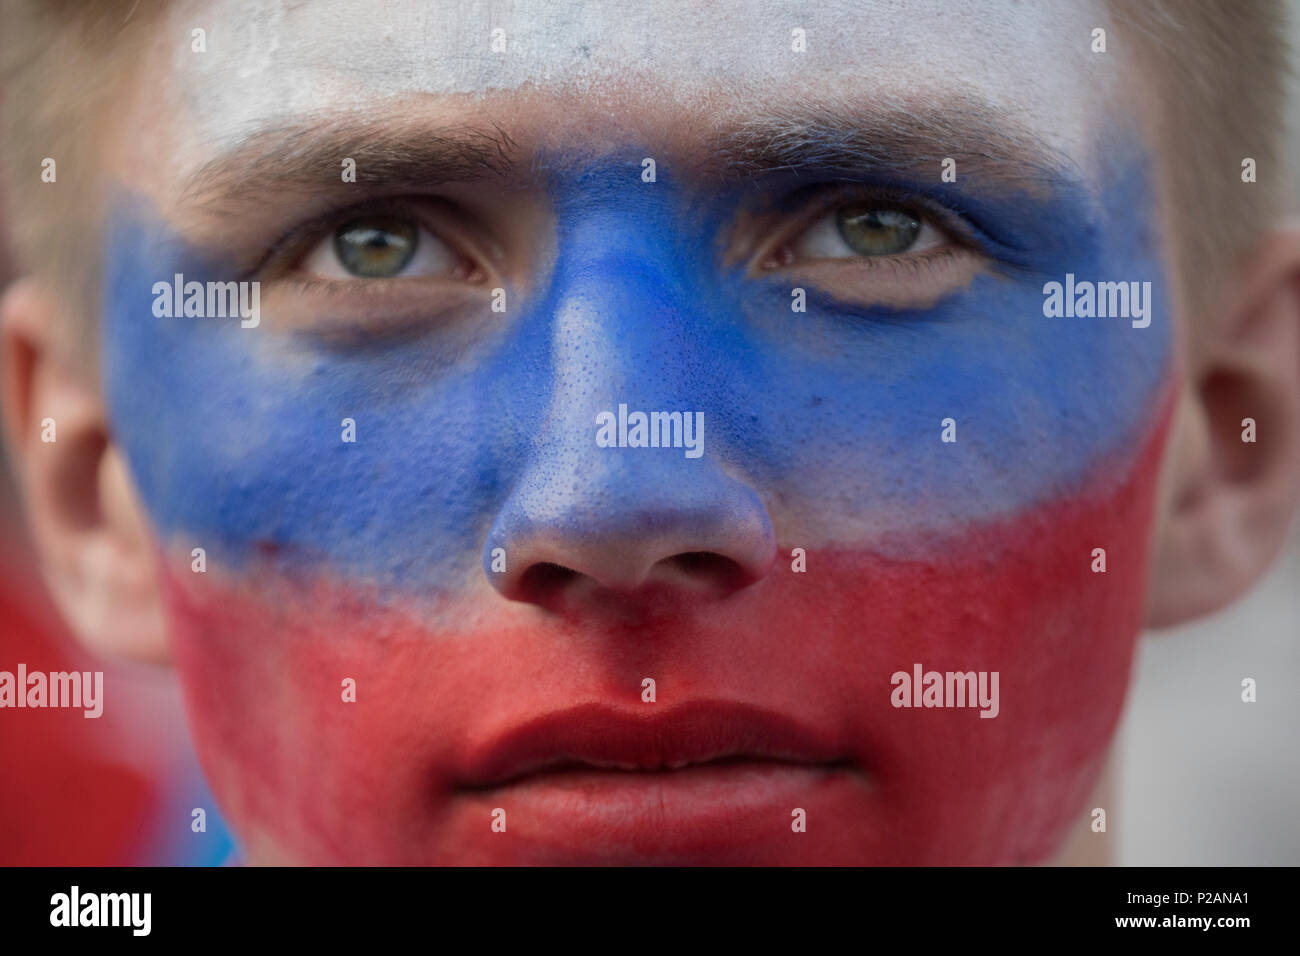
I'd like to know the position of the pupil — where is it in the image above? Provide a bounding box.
[336,217,418,277]
[836,205,921,255]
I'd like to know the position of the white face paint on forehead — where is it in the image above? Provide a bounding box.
[167,0,1119,165]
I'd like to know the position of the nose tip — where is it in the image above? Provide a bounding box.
[483,482,777,605]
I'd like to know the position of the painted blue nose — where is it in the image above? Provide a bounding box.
[482,191,775,605]
[484,441,776,602]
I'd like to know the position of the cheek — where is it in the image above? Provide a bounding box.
[162,386,1173,866]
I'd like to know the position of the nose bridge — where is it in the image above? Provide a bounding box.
[550,272,690,426]
[514,291,728,558]
[544,185,705,436]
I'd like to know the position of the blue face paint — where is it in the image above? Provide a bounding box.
[102,137,1171,594]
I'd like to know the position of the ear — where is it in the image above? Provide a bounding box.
[1146,231,1300,628]
[1,277,168,663]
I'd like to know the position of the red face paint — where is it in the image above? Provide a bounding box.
[160,387,1175,865]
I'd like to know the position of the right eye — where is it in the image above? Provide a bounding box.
[300,215,465,280]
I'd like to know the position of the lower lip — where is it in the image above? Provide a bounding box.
[455,761,870,864]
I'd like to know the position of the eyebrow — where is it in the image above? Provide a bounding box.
[704,101,1076,190]
[181,99,1078,214]
[182,119,521,212]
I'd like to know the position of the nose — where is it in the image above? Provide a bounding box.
[482,195,776,606]
[485,449,777,604]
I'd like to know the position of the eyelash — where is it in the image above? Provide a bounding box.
[258,184,981,295]
[256,196,489,284]
[754,183,975,271]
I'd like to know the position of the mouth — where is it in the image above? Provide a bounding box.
[448,699,869,861]
[457,699,858,790]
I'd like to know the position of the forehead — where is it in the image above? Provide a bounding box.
[155,0,1117,172]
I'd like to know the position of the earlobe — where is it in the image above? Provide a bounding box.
[1,277,169,663]
[1145,231,1300,628]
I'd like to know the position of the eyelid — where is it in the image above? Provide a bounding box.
[251,195,496,283]
[750,183,982,272]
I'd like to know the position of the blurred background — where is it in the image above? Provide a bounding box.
[1118,529,1300,864]
[0,6,1297,865]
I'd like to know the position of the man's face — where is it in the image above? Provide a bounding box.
[99,0,1174,863]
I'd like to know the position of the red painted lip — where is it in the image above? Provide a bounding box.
[455,700,858,790]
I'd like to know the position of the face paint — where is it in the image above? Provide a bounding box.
[103,101,1174,862]
[171,0,1108,160]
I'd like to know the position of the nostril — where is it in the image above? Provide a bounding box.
[507,551,757,604]
[661,551,754,591]
[514,561,581,603]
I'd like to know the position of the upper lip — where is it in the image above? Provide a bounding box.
[456,699,851,789]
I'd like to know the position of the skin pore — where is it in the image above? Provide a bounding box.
[6,0,1300,865]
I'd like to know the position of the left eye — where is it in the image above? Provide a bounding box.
[792,202,945,259]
